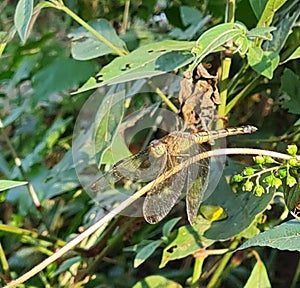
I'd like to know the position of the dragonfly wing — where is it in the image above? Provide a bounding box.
[186,146,210,225]
[143,166,187,224]
[114,149,167,181]
[90,149,167,194]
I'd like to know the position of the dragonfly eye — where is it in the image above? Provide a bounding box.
[149,140,166,158]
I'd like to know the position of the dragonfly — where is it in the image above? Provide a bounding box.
[90,125,257,225]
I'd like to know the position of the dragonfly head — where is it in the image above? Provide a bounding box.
[149,139,167,158]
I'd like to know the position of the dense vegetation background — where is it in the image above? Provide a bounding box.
[0,0,300,287]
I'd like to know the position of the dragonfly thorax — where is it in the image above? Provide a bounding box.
[149,139,167,158]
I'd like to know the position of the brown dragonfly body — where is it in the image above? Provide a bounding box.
[90,125,257,224]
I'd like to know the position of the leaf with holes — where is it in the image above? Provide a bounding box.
[76,40,194,93]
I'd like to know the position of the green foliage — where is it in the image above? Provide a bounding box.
[1,0,300,287]
[232,146,300,211]
[244,259,271,288]
[0,180,27,191]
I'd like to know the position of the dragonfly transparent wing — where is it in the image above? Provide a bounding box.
[186,144,210,224]
[90,148,167,194]
[143,157,188,224]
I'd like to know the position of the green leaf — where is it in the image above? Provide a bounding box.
[14,0,33,42]
[238,220,300,251]
[133,275,182,288]
[0,154,10,177]
[181,6,203,26]
[69,19,127,60]
[160,218,214,268]
[239,220,260,239]
[94,84,125,165]
[257,0,288,27]
[0,180,27,191]
[32,57,96,104]
[101,133,131,165]
[2,107,25,127]
[45,152,79,199]
[76,40,194,92]
[169,6,211,40]
[11,117,73,175]
[246,27,276,40]
[8,247,45,270]
[134,240,162,268]
[6,55,38,92]
[244,260,271,288]
[282,47,300,64]
[264,5,300,54]
[247,47,279,79]
[203,160,275,240]
[191,23,245,71]
[52,256,81,277]
[249,0,268,20]
[162,217,181,238]
[280,69,300,115]
[283,168,300,210]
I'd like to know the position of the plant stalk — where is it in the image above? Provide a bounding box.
[217,0,236,128]
[191,252,206,287]
[50,1,127,57]
[206,237,240,288]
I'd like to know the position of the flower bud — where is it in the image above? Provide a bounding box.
[254,185,264,196]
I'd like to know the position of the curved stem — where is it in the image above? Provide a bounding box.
[48,1,127,57]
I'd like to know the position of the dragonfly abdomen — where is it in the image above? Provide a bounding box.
[192,125,257,144]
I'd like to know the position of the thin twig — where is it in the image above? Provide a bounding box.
[121,0,130,34]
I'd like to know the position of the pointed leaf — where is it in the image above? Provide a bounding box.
[264,5,300,53]
[162,217,181,238]
[247,47,279,79]
[246,27,276,40]
[282,47,300,64]
[14,0,33,42]
[249,0,268,20]
[257,0,287,27]
[0,180,27,191]
[244,260,271,288]
[94,84,126,165]
[134,240,162,268]
[133,275,182,288]
[191,23,246,71]
[238,220,300,251]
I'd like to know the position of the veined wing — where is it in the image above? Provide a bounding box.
[185,143,209,225]
[90,147,167,194]
[143,147,189,224]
